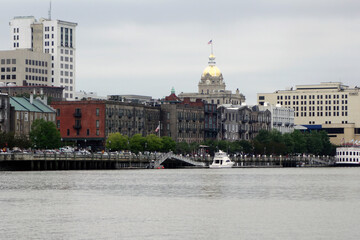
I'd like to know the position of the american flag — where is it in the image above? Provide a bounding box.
[155,125,160,133]
[208,40,213,44]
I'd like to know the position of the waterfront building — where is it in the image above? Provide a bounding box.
[178,53,245,105]
[0,49,51,87]
[51,100,160,149]
[257,82,360,144]
[258,103,294,134]
[9,96,56,137]
[161,89,204,143]
[217,105,271,141]
[0,93,11,133]
[10,16,77,100]
[204,103,218,140]
[0,85,63,102]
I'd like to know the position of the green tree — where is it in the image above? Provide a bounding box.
[282,133,294,154]
[129,134,145,153]
[161,136,176,152]
[145,134,163,152]
[189,142,199,154]
[229,141,243,154]
[106,132,129,151]
[175,141,190,155]
[217,140,230,152]
[291,130,307,153]
[269,129,285,155]
[239,140,253,154]
[318,131,333,155]
[306,131,323,155]
[29,119,61,149]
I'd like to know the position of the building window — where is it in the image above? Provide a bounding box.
[87,129,90,136]
[96,120,100,128]
[57,120,60,128]
[67,129,70,136]
[96,108,99,116]
[56,109,60,116]
[96,129,99,136]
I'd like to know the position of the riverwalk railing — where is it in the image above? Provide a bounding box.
[0,152,336,171]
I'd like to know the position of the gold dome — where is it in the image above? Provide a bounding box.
[202,65,221,77]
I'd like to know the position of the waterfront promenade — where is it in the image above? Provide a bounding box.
[0,152,335,170]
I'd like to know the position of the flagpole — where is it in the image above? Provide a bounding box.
[158,121,160,137]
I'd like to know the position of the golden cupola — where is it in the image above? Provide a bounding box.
[202,54,222,77]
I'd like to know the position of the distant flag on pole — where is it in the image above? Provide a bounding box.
[208,39,213,44]
[155,124,160,133]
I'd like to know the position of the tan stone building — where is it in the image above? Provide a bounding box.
[0,49,51,87]
[9,96,56,137]
[179,54,245,105]
[257,82,360,145]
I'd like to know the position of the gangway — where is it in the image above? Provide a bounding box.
[152,152,206,168]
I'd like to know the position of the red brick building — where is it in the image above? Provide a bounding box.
[51,100,161,150]
[51,100,106,150]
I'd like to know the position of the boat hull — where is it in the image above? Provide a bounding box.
[209,163,235,168]
[335,163,360,167]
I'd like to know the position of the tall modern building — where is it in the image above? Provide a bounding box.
[9,16,77,100]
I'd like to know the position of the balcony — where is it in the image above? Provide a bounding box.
[242,118,249,123]
[73,124,82,129]
[73,111,82,118]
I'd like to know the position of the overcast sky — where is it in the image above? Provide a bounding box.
[1,0,360,104]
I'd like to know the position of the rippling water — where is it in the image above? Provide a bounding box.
[1,168,360,240]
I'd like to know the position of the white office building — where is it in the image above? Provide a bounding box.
[9,16,77,100]
[258,103,295,134]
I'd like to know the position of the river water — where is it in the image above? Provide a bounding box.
[0,168,359,240]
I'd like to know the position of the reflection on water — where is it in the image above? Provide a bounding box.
[1,168,360,240]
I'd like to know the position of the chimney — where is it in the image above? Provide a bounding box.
[30,94,33,104]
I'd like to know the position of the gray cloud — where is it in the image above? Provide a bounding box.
[1,0,360,103]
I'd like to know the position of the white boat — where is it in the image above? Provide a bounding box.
[335,146,360,166]
[209,150,235,168]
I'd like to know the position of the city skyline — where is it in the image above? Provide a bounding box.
[1,0,360,104]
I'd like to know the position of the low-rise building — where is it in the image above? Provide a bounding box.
[160,89,204,143]
[258,103,294,134]
[204,103,218,140]
[0,85,63,102]
[9,96,56,137]
[0,93,11,133]
[217,105,271,141]
[51,100,160,150]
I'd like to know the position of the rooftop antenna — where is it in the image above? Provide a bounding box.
[48,1,52,20]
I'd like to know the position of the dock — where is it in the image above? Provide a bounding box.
[0,152,335,171]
